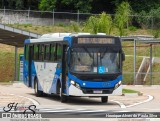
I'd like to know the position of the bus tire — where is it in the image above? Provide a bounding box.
[61,94,67,103]
[101,96,108,103]
[57,82,68,103]
[34,79,43,97]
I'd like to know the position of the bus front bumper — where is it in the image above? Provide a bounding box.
[68,85,122,97]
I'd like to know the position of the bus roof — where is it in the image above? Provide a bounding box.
[24,33,119,44]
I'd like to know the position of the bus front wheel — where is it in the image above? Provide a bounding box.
[101,96,108,103]
[61,95,67,103]
[57,82,67,103]
[34,79,43,97]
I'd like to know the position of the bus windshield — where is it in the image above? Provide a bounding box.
[70,47,120,74]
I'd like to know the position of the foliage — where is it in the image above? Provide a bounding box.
[0,0,159,15]
[98,12,113,34]
[128,26,137,31]
[84,15,99,34]
[84,12,113,34]
[122,89,139,93]
[0,0,39,10]
[70,22,80,32]
[61,0,93,13]
[152,29,160,38]
[114,1,132,36]
[39,0,57,11]
[136,11,151,29]
[137,7,160,30]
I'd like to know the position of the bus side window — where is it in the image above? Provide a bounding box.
[34,45,39,60]
[50,44,56,61]
[39,44,44,61]
[44,44,50,61]
[25,45,29,61]
[57,44,62,61]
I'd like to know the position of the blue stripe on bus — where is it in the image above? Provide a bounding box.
[24,39,30,44]
[68,73,122,89]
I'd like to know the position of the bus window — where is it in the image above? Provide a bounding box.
[44,44,50,61]
[57,44,62,61]
[34,45,39,60]
[39,44,44,61]
[25,45,29,61]
[50,44,56,61]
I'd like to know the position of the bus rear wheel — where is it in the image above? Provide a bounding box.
[101,96,108,103]
[34,79,43,97]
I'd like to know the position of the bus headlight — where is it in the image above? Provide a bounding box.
[70,80,81,89]
[114,81,122,90]
[70,80,75,85]
[118,81,122,85]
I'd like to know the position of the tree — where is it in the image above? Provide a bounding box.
[114,1,132,36]
[98,12,113,34]
[84,15,99,34]
[84,12,113,34]
[39,0,57,11]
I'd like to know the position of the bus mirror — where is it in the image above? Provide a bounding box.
[122,52,125,61]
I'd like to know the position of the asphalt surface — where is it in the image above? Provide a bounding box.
[0,83,160,120]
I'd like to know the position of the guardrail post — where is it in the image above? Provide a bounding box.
[53,9,55,25]
[28,7,30,23]
[150,44,153,85]
[14,46,18,81]
[77,10,79,24]
[3,6,5,24]
[134,39,136,85]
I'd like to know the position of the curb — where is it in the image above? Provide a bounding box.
[111,94,153,109]
[126,95,154,108]
[111,100,126,109]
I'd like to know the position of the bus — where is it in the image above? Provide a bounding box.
[23,33,125,103]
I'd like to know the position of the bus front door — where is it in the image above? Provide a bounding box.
[61,44,68,97]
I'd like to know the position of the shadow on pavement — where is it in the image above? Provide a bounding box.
[27,93,117,106]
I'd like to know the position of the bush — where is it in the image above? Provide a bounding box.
[84,12,113,34]
[128,26,137,31]
[114,1,132,36]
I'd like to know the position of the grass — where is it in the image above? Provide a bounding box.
[0,24,160,84]
[122,88,140,93]
[0,44,23,82]
[6,24,154,36]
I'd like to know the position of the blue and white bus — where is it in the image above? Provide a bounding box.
[23,33,125,103]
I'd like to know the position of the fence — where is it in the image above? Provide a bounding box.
[0,8,160,30]
[0,9,92,25]
[122,42,160,85]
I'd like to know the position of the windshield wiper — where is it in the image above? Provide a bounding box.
[83,47,93,58]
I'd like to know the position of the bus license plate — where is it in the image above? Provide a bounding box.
[93,90,102,94]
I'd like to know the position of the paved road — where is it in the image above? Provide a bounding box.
[123,85,160,112]
[0,83,160,120]
[0,83,158,111]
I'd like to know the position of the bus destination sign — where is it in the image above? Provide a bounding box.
[78,38,115,44]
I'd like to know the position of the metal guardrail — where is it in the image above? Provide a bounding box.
[0,23,41,38]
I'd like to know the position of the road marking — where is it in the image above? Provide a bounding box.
[38,108,129,113]
[126,95,153,108]
[111,100,126,109]
[0,92,39,106]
